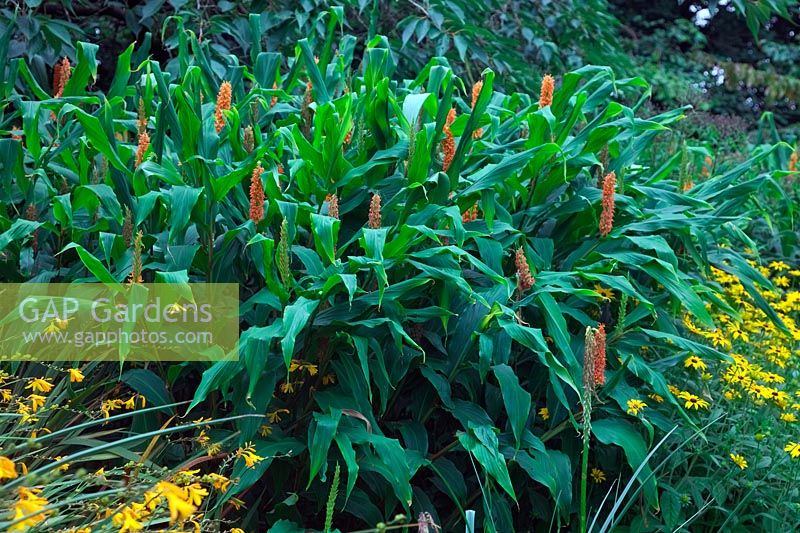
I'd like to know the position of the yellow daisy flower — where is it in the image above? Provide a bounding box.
[729,454,747,469]
[626,399,647,416]
[590,468,606,483]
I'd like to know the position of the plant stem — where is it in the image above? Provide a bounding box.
[579,395,591,533]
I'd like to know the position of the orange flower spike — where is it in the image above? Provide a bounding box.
[593,324,607,387]
[539,74,554,109]
[53,57,71,97]
[135,131,150,167]
[471,80,485,139]
[583,326,597,394]
[442,108,457,171]
[52,61,64,96]
[471,80,483,109]
[598,171,616,237]
[790,151,798,172]
[214,81,233,133]
[271,81,278,107]
[249,163,265,224]
[51,57,72,120]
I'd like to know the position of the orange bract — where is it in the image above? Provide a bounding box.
[442,108,457,171]
[249,163,265,224]
[214,81,232,133]
[599,171,616,237]
[539,74,554,108]
[135,131,150,167]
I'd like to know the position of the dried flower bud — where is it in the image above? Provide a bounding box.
[271,81,278,108]
[600,145,609,175]
[682,180,694,192]
[128,230,144,285]
[441,108,456,171]
[25,203,38,254]
[301,81,314,137]
[137,97,147,135]
[215,81,232,133]
[539,74,554,109]
[326,193,339,219]
[243,126,254,153]
[368,193,382,229]
[515,247,534,294]
[249,163,265,224]
[122,205,133,247]
[277,218,291,288]
[417,512,438,533]
[250,101,260,125]
[93,157,107,185]
[599,171,616,237]
[135,131,150,168]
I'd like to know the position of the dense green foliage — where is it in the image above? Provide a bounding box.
[2,0,798,120]
[1,2,800,533]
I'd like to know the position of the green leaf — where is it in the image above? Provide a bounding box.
[457,423,516,501]
[120,368,174,414]
[63,41,99,96]
[593,418,658,509]
[167,186,202,243]
[280,297,320,371]
[491,364,531,449]
[308,409,342,487]
[109,43,135,99]
[311,214,340,264]
[60,243,124,288]
[61,103,131,178]
[0,219,40,253]
[187,361,240,412]
[515,449,573,520]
